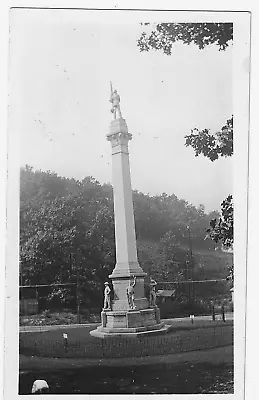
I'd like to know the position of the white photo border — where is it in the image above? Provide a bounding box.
[1,3,253,400]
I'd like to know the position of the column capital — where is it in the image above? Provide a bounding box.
[107,119,132,152]
[107,132,132,151]
[107,118,130,137]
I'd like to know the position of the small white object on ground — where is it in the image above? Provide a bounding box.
[31,379,49,394]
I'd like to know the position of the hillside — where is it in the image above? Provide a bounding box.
[20,166,231,307]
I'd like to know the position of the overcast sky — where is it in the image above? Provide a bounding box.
[10,9,232,212]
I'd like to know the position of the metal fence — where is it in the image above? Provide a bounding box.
[20,322,233,359]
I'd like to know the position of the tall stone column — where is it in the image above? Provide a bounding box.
[107,118,149,312]
[90,86,170,337]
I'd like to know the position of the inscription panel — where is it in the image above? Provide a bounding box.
[127,311,142,328]
[106,314,127,328]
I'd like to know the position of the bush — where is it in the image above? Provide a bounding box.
[19,309,102,326]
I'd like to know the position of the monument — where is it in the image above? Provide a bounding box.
[90,84,170,337]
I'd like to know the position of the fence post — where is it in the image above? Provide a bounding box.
[221,304,225,322]
[211,303,215,321]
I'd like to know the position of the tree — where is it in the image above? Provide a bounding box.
[185,116,233,161]
[136,23,233,254]
[185,118,234,278]
[20,166,230,308]
[185,118,234,251]
[20,167,116,304]
[206,195,233,249]
[137,23,233,55]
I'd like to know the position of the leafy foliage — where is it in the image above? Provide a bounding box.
[137,23,233,55]
[185,118,233,277]
[20,166,115,303]
[206,195,233,249]
[185,117,233,162]
[20,166,230,305]
[136,22,234,282]
[184,117,233,258]
[226,264,234,282]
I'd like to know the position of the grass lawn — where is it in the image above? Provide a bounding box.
[19,346,233,394]
[19,319,233,394]
[20,319,233,359]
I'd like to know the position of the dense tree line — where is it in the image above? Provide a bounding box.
[20,165,225,305]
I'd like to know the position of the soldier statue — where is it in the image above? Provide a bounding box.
[126,275,137,309]
[103,281,111,311]
[149,277,157,308]
[110,82,122,120]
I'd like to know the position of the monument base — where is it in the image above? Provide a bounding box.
[90,324,171,338]
[90,308,171,338]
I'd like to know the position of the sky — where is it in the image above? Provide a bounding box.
[10,9,232,212]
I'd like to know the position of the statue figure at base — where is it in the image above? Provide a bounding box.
[126,275,137,310]
[110,82,122,120]
[103,282,111,311]
[149,277,157,308]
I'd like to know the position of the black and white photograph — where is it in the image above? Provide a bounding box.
[3,5,251,398]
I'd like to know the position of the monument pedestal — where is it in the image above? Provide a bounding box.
[90,274,171,337]
[90,307,171,338]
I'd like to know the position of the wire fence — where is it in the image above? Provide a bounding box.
[20,323,233,359]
